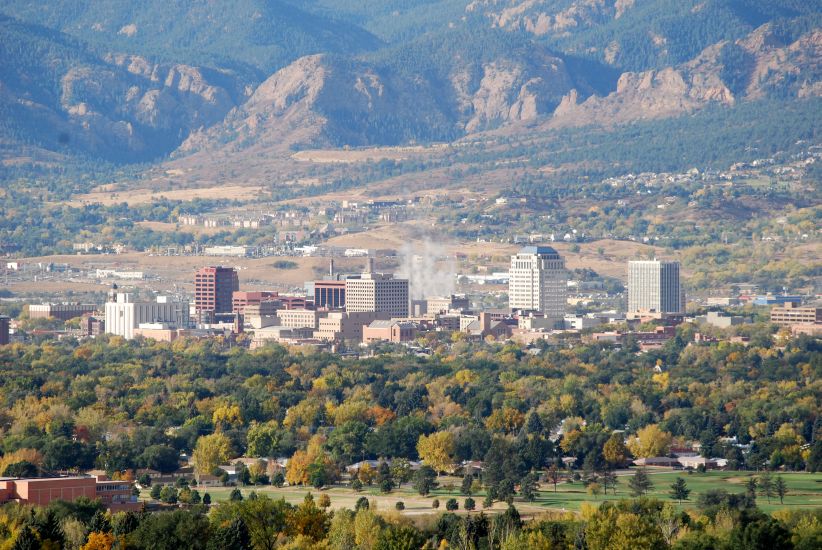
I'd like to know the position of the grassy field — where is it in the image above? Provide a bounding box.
[141,471,822,517]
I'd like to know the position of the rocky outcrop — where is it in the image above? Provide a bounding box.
[551,25,821,127]
[467,0,633,36]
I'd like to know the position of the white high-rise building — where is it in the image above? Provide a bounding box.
[628,260,684,315]
[105,293,190,339]
[345,267,409,318]
[508,246,567,320]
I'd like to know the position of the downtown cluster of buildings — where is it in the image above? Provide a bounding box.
[3,246,819,350]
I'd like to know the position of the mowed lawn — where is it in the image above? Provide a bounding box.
[140,471,822,516]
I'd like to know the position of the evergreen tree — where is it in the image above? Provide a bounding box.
[11,526,38,550]
[774,476,787,504]
[413,466,437,496]
[759,472,774,504]
[669,477,690,504]
[519,473,538,502]
[628,468,654,497]
[202,492,211,505]
[460,474,474,496]
[229,487,243,501]
[745,477,758,502]
[88,510,112,533]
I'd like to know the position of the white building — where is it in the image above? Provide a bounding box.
[627,260,684,315]
[508,246,567,321]
[345,265,409,318]
[105,293,190,339]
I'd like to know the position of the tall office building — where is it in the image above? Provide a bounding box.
[628,260,684,315]
[0,316,9,345]
[194,266,239,319]
[345,270,409,318]
[508,246,567,319]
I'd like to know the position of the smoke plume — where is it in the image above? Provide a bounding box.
[396,239,456,300]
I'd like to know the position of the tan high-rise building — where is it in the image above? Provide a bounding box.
[345,272,409,318]
[628,260,684,315]
[508,246,567,320]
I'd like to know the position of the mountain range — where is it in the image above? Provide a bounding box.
[1,0,820,171]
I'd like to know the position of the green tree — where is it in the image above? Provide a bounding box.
[461,474,474,496]
[669,477,690,504]
[413,465,438,496]
[445,498,458,511]
[519,473,538,502]
[229,487,243,501]
[759,472,774,504]
[628,469,654,497]
[774,476,787,504]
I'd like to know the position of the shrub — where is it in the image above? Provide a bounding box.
[395,501,405,511]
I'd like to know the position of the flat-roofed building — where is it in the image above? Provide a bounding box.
[0,316,9,345]
[278,309,325,330]
[0,475,138,511]
[232,291,278,314]
[28,303,96,320]
[194,266,239,320]
[628,260,684,316]
[314,280,346,309]
[770,302,821,326]
[314,311,383,342]
[105,293,190,340]
[508,246,566,321]
[363,320,417,344]
[345,272,409,318]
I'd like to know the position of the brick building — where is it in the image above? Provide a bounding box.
[194,266,239,320]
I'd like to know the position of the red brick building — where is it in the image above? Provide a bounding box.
[232,291,278,314]
[0,475,139,511]
[194,266,239,320]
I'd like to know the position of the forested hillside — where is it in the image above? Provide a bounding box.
[0,0,820,169]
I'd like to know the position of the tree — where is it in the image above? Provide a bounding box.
[318,493,331,509]
[587,482,602,499]
[11,526,38,550]
[159,485,178,504]
[139,445,180,474]
[246,421,282,458]
[202,492,211,505]
[432,499,440,509]
[759,472,774,504]
[417,431,456,474]
[546,464,561,493]
[603,435,629,468]
[774,476,787,504]
[230,487,244,501]
[192,433,232,477]
[390,458,412,489]
[461,474,474,495]
[519,473,539,502]
[603,470,619,495]
[627,425,672,458]
[88,510,112,534]
[670,477,690,504]
[394,501,404,510]
[745,477,758,502]
[355,497,370,511]
[413,465,438,496]
[81,532,116,550]
[150,484,162,500]
[628,468,654,497]
[2,461,38,478]
[208,517,251,550]
[445,498,459,511]
[377,461,394,493]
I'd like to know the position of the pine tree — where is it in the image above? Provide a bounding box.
[759,472,774,504]
[519,473,538,502]
[774,476,787,504]
[628,468,654,497]
[669,477,690,504]
[461,474,474,496]
[745,477,758,502]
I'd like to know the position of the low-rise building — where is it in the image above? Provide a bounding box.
[0,475,138,511]
[278,309,324,330]
[232,291,278,314]
[362,320,417,344]
[770,302,821,326]
[28,303,97,321]
[314,311,383,342]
